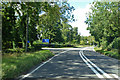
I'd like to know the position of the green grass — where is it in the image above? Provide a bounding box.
[2,50,54,80]
[94,47,120,60]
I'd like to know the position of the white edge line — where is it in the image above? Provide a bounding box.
[93,47,95,52]
[20,50,69,80]
[79,51,104,78]
[112,74,120,80]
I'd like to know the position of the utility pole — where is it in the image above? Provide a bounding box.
[25,14,29,52]
[118,2,120,54]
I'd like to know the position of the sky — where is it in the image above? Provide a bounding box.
[67,0,94,36]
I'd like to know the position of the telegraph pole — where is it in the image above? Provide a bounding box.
[118,2,120,55]
[25,14,29,52]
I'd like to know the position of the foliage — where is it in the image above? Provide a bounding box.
[3,48,25,54]
[86,2,120,52]
[94,47,119,60]
[107,37,120,50]
[2,1,82,50]
[2,2,42,49]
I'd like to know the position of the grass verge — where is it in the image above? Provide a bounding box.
[94,47,120,60]
[2,50,54,80]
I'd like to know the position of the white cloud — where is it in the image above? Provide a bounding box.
[69,3,92,36]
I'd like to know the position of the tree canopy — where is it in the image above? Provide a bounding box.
[86,1,120,52]
[2,1,81,50]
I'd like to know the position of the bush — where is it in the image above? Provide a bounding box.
[107,37,120,49]
[100,37,108,50]
[32,44,42,51]
[95,47,119,60]
[2,43,42,54]
[3,48,25,54]
[2,50,54,80]
[33,40,42,45]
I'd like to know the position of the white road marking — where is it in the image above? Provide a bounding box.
[112,74,120,80]
[92,46,95,51]
[81,52,113,78]
[82,47,120,80]
[79,51,104,79]
[79,49,120,80]
[42,48,84,50]
[20,50,69,80]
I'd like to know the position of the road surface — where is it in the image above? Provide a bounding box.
[20,47,120,80]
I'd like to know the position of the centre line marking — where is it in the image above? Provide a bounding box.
[82,51,120,80]
[79,51,104,79]
[81,52,112,78]
[79,50,120,80]
[79,51,117,80]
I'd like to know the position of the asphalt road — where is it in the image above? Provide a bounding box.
[20,47,120,80]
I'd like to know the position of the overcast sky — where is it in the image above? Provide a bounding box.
[67,0,94,36]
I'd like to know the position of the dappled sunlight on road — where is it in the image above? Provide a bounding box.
[20,48,120,80]
[26,50,98,79]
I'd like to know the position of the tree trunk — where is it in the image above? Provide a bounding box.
[12,41,15,49]
[22,40,25,48]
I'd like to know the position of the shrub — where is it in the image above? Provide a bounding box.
[107,37,120,49]
[3,48,25,54]
[2,50,54,80]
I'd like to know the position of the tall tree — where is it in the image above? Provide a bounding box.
[86,1,120,51]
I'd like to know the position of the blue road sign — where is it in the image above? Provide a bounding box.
[42,39,49,43]
[27,41,30,43]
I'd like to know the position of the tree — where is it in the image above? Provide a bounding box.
[2,2,43,49]
[2,2,16,49]
[86,1,120,51]
[38,1,75,44]
[2,1,77,50]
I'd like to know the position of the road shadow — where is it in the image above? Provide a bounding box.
[25,50,98,79]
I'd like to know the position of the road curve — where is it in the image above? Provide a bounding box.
[20,47,120,80]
